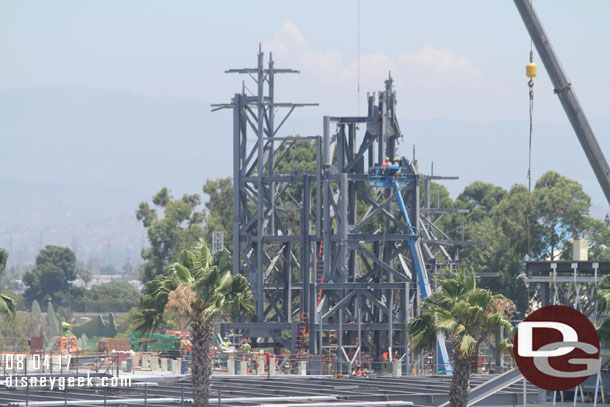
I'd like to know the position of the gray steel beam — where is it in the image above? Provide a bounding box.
[219,52,467,364]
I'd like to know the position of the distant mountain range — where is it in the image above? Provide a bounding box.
[1,87,608,267]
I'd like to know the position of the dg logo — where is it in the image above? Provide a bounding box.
[514,305,601,391]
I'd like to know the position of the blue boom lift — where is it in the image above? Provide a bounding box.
[369,163,452,374]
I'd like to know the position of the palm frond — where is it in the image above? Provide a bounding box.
[456,333,477,357]
[199,243,211,269]
[214,248,232,272]
[467,288,494,309]
[409,311,438,355]
[408,267,512,363]
[0,294,16,319]
[171,263,193,284]
[598,317,610,348]
[597,275,610,314]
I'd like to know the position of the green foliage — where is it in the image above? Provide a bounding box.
[22,245,77,306]
[409,268,513,357]
[116,306,139,333]
[0,248,16,318]
[0,248,7,274]
[443,172,601,316]
[47,302,60,338]
[72,313,119,338]
[71,281,139,312]
[137,188,206,283]
[78,269,93,287]
[596,275,610,347]
[77,334,90,349]
[31,299,41,315]
[456,181,506,223]
[133,242,255,334]
[0,311,40,351]
[533,171,591,259]
[203,177,233,251]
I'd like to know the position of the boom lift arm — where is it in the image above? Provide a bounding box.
[514,0,610,206]
[369,165,453,373]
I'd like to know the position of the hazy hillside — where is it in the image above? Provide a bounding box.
[1,87,608,268]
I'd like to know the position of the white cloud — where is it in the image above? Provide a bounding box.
[263,22,512,121]
[265,22,504,90]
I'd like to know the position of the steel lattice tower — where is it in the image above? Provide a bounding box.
[214,49,472,372]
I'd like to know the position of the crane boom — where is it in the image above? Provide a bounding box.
[514,0,610,206]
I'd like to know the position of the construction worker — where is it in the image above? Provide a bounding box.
[388,159,400,176]
[220,337,231,351]
[241,338,252,353]
[381,157,391,174]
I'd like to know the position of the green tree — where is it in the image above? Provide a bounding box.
[133,242,254,407]
[596,275,610,346]
[456,181,506,223]
[0,311,38,350]
[583,216,610,260]
[137,187,206,283]
[454,173,594,316]
[0,248,16,317]
[71,280,140,312]
[22,245,77,306]
[203,177,233,251]
[409,268,512,407]
[533,171,590,260]
[78,269,93,288]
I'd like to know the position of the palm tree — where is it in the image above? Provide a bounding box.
[133,243,254,407]
[408,268,513,407]
[0,248,16,318]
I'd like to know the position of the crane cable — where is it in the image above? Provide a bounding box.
[527,50,534,256]
[357,0,360,116]
[526,0,537,256]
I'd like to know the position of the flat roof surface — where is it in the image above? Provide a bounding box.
[0,374,538,407]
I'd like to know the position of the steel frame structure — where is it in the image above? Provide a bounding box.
[214,49,475,371]
[525,261,610,316]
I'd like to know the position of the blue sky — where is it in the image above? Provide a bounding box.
[2,1,609,122]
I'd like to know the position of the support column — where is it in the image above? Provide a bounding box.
[255,49,265,321]
[233,93,242,275]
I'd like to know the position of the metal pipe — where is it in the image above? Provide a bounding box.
[9,396,340,407]
[253,402,414,407]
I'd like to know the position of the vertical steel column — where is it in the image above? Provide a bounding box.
[302,176,311,326]
[255,48,265,321]
[339,173,348,282]
[268,53,276,233]
[411,173,420,235]
[404,282,410,373]
[424,176,430,210]
[348,124,357,280]
[378,91,386,165]
[284,242,292,322]
[232,93,242,276]
[322,117,331,283]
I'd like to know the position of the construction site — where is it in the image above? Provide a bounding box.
[2,1,610,406]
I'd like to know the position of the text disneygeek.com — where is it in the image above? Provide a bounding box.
[1,373,132,390]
